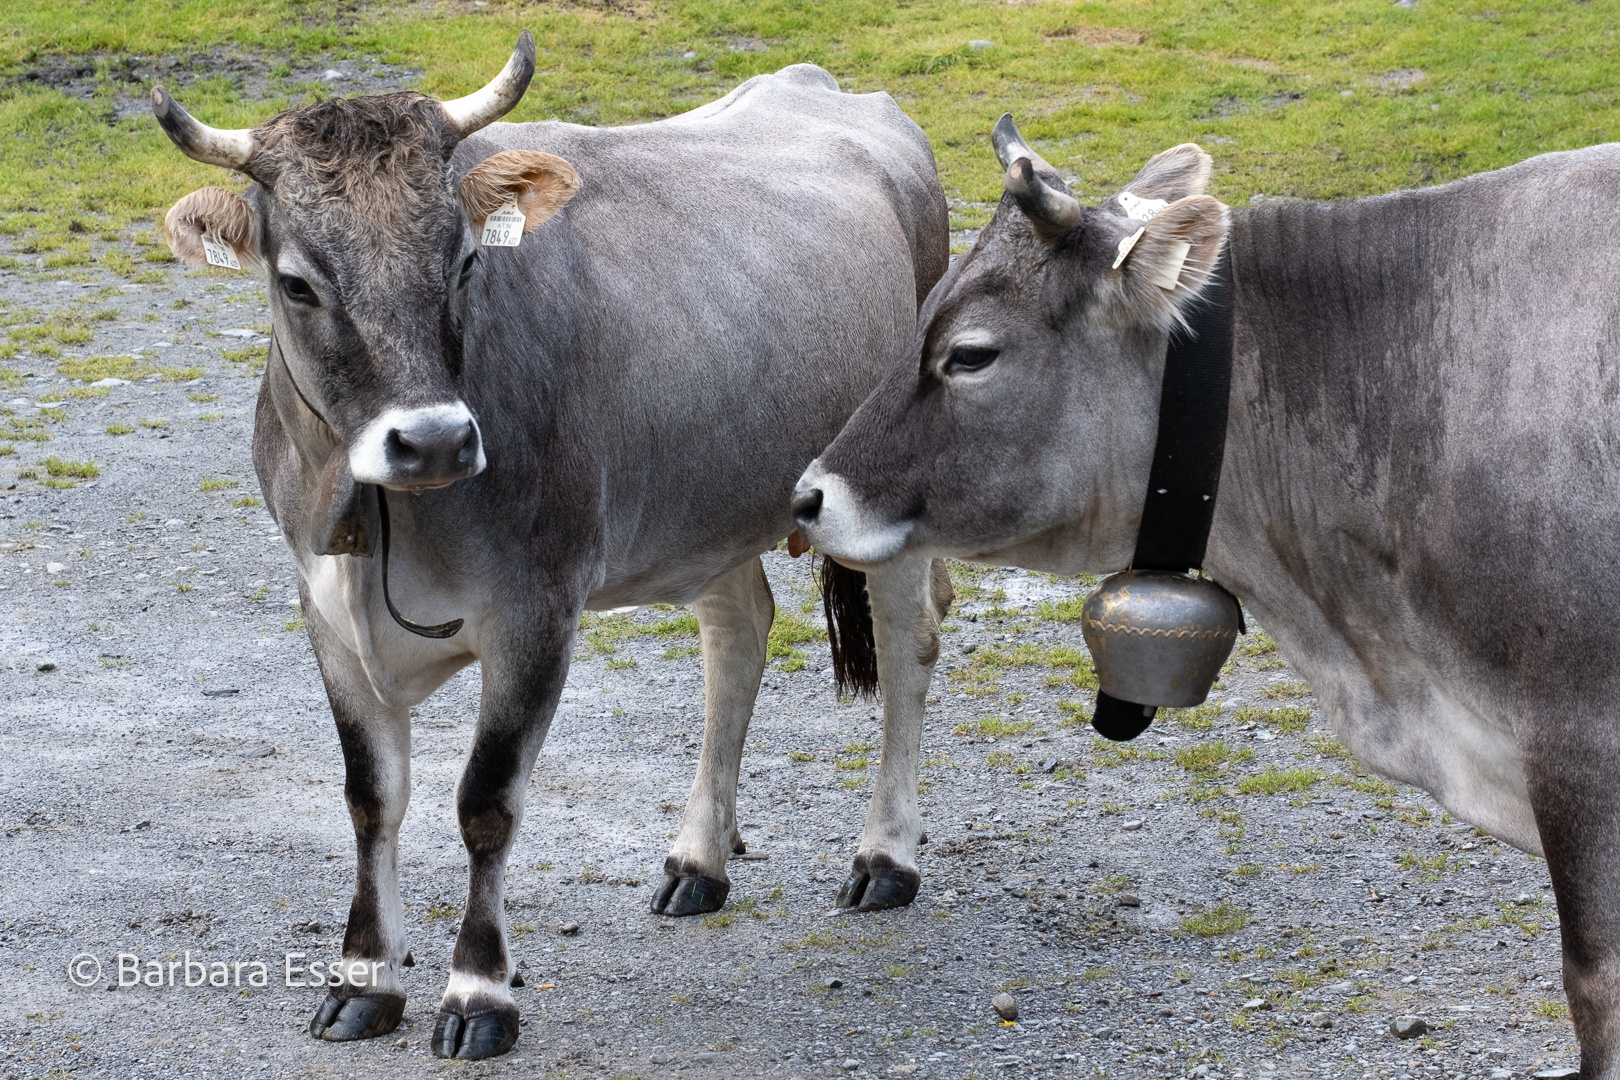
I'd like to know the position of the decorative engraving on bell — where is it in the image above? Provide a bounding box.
[1080,571,1241,709]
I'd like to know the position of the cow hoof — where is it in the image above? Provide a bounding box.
[650,872,730,916]
[836,853,920,912]
[430,1005,519,1060]
[308,991,405,1041]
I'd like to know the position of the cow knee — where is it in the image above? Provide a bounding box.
[929,558,955,623]
[458,803,516,857]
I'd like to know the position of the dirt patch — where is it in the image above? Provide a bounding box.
[1043,26,1147,47]
[1378,68,1428,91]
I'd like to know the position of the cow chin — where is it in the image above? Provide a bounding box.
[791,466,912,569]
[348,403,488,491]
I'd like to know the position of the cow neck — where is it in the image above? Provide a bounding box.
[269,332,464,640]
[1129,254,1236,576]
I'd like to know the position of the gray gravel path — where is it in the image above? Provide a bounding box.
[0,247,1583,1080]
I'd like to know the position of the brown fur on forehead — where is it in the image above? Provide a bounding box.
[251,92,456,220]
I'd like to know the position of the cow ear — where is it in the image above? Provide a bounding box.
[1107,194,1228,330]
[1107,144,1213,219]
[457,150,580,235]
[164,187,261,268]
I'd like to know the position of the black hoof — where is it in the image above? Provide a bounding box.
[836,853,920,912]
[650,871,730,916]
[431,1005,519,1060]
[308,991,405,1041]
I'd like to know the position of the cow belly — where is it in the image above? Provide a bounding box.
[1328,668,1542,855]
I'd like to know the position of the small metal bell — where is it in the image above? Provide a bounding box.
[1081,571,1241,710]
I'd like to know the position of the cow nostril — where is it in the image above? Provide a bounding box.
[791,488,824,524]
[454,422,479,467]
[385,429,423,470]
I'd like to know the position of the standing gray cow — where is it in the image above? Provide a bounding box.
[152,33,951,1060]
[795,115,1620,1075]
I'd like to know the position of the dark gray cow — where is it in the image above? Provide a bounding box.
[154,33,951,1060]
[796,117,1620,1075]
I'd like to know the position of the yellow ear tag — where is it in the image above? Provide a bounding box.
[480,200,525,248]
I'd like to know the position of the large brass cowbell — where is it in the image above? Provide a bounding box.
[1080,571,1241,710]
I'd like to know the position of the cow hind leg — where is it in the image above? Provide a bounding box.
[837,556,951,912]
[303,638,412,1043]
[652,556,774,917]
[1524,733,1620,1078]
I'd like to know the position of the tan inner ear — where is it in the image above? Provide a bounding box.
[458,150,581,234]
[163,187,261,267]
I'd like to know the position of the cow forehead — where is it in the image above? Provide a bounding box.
[254,92,457,234]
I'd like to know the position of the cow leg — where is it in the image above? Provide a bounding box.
[431,617,571,1061]
[1525,736,1620,1078]
[303,618,412,1042]
[651,556,774,916]
[838,557,952,911]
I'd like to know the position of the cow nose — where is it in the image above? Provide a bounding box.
[791,487,824,526]
[385,419,480,480]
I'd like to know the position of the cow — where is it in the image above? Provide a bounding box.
[151,33,952,1061]
[793,114,1620,1076]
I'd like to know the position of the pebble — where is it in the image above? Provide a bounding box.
[825,978,843,990]
[1389,1015,1428,1039]
[557,923,580,936]
[992,991,1018,1021]
[1115,894,1141,908]
[1306,1011,1333,1029]
[1241,998,1270,1011]
[45,562,65,573]
[36,660,56,672]
[891,1067,918,1077]
[1533,1071,1580,1079]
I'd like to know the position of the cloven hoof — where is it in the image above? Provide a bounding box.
[836,852,921,911]
[650,872,730,916]
[430,1005,520,1060]
[308,991,406,1041]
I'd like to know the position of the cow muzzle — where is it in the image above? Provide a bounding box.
[349,403,486,490]
[790,462,911,567]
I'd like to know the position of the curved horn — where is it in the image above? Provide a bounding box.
[441,30,537,139]
[151,86,256,172]
[1005,157,1082,242]
[991,112,1060,174]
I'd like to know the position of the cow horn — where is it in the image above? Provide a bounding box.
[151,87,256,172]
[441,30,537,138]
[1005,157,1082,242]
[991,112,1059,175]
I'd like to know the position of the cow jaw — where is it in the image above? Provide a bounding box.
[791,462,912,569]
[349,403,487,490]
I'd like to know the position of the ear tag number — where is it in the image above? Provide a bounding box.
[1118,190,1168,222]
[481,201,525,248]
[200,233,241,270]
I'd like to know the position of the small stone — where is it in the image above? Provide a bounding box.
[962,643,977,654]
[992,991,1018,1021]
[968,39,995,48]
[825,977,843,990]
[1533,1071,1580,1079]
[395,1038,407,1047]
[1400,974,1419,984]
[650,1053,670,1064]
[322,69,347,81]
[1389,1014,1427,1039]
[891,1067,919,1077]
[243,744,275,758]
[36,660,56,672]
[1241,998,1271,1011]
[842,1059,860,1071]
[1116,894,1141,908]
[45,562,66,573]
[1489,1071,1513,1080]
[558,923,580,936]
[1306,1011,1333,1029]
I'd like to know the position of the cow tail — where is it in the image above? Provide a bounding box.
[817,555,879,699]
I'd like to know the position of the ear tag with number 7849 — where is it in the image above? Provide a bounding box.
[200,233,240,270]
[480,201,525,248]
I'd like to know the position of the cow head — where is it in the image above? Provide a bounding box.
[154,31,578,502]
[792,115,1228,574]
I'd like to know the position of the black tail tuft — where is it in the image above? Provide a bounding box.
[818,555,878,699]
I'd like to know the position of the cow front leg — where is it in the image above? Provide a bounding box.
[838,557,951,911]
[652,556,774,916]
[1525,736,1620,1078]
[303,626,412,1042]
[431,629,569,1061]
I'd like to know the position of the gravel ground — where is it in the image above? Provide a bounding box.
[0,216,1587,1080]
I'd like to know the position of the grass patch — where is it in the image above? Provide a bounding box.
[199,476,239,491]
[105,423,133,435]
[1181,902,1250,938]
[1236,705,1311,734]
[768,611,824,672]
[952,714,1034,739]
[43,456,98,480]
[1237,767,1323,795]
[59,355,200,383]
[230,494,261,508]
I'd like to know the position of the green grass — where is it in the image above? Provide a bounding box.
[1237,767,1324,795]
[199,476,238,491]
[0,0,1614,248]
[1181,902,1250,937]
[768,611,825,672]
[43,455,98,480]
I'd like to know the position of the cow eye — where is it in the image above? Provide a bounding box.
[458,253,477,286]
[279,275,316,305]
[945,347,999,375]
